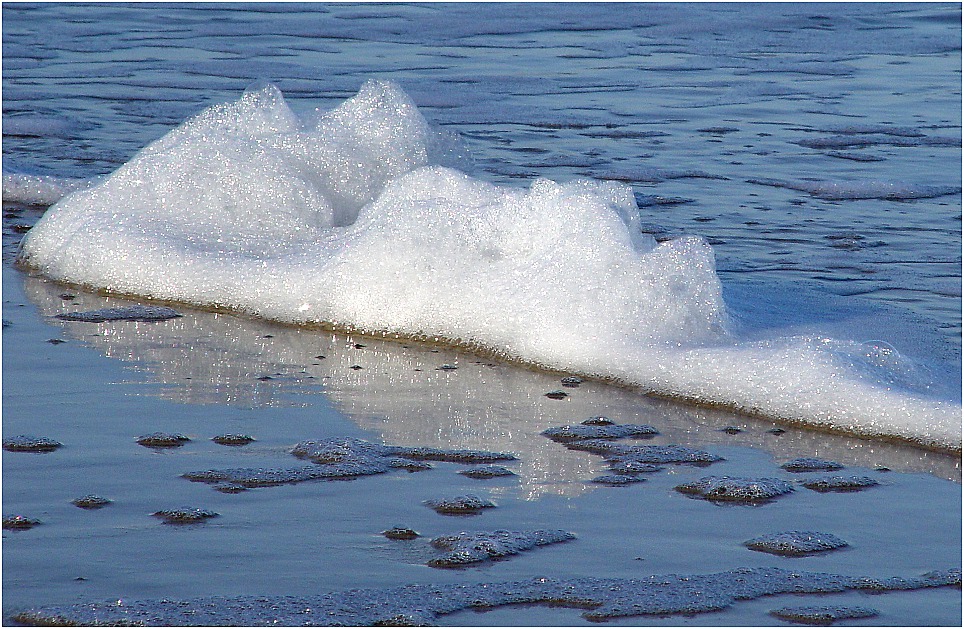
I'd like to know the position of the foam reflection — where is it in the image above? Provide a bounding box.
[22,274,961,488]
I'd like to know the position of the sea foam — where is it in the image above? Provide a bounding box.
[2,172,90,206]
[17,81,962,453]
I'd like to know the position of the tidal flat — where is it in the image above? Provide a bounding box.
[2,264,960,626]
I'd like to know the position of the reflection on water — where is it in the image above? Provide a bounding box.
[23,274,962,491]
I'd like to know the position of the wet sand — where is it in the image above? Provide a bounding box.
[3,261,961,626]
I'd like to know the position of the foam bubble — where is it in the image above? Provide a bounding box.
[17,82,962,453]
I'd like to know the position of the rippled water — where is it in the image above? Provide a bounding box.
[4,3,961,348]
[3,3,961,626]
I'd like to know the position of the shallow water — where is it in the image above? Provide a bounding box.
[2,3,961,626]
[3,266,962,625]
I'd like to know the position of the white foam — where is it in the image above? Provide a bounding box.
[2,173,91,206]
[17,81,961,452]
[747,178,961,200]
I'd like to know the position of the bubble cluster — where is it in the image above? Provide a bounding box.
[801,475,880,493]
[184,463,389,488]
[567,441,724,465]
[72,495,112,509]
[675,476,794,503]
[293,438,515,465]
[769,605,878,625]
[591,474,647,486]
[152,508,219,524]
[425,495,496,515]
[186,438,516,491]
[2,515,42,530]
[458,465,516,479]
[55,305,182,322]
[211,434,255,446]
[382,527,419,540]
[744,531,849,556]
[427,529,575,568]
[541,422,659,442]
[136,433,190,448]
[2,435,62,452]
[781,457,844,473]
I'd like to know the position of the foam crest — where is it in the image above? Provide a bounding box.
[16,82,961,452]
[318,167,727,358]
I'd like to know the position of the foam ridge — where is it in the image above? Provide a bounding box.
[16,81,962,453]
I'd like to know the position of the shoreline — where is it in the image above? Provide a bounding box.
[14,258,963,459]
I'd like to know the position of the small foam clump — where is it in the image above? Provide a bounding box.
[458,465,516,479]
[801,475,880,493]
[55,305,182,323]
[3,515,42,530]
[591,474,647,486]
[11,568,959,626]
[607,460,662,474]
[136,433,190,448]
[211,434,255,446]
[425,495,495,515]
[428,529,575,568]
[184,463,389,488]
[566,440,724,465]
[744,531,848,556]
[387,446,517,464]
[292,438,515,465]
[675,476,793,503]
[770,605,878,625]
[541,422,659,442]
[186,438,513,490]
[72,495,112,509]
[382,527,419,540]
[2,435,62,452]
[387,458,433,472]
[152,508,219,524]
[781,457,844,473]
